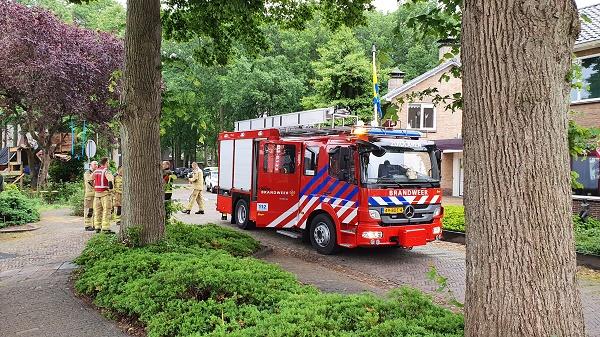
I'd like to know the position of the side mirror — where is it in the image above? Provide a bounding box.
[434,149,442,179]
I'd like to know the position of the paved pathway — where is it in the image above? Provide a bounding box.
[174,187,600,336]
[0,209,128,337]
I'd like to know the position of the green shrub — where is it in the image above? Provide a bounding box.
[40,181,84,205]
[0,189,40,228]
[441,206,600,255]
[48,157,84,183]
[75,222,463,337]
[574,216,600,255]
[442,205,465,232]
[68,186,85,216]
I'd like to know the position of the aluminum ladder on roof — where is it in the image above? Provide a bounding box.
[234,107,357,132]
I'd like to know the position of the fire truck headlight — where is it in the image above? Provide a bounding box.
[432,226,442,235]
[433,205,442,217]
[362,231,383,239]
[368,209,381,220]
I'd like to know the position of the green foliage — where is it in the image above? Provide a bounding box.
[75,222,463,337]
[0,189,40,227]
[162,0,372,66]
[441,205,465,232]
[48,157,84,184]
[19,0,125,34]
[68,186,85,216]
[568,118,600,157]
[303,27,372,119]
[574,216,600,255]
[41,181,83,205]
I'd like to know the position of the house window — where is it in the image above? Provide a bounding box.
[407,103,435,130]
[572,155,600,196]
[571,55,600,102]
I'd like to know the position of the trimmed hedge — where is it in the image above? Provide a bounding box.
[75,222,464,337]
[574,216,600,255]
[0,189,40,228]
[442,206,465,232]
[442,205,600,255]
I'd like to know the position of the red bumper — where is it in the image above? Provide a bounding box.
[354,219,442,248]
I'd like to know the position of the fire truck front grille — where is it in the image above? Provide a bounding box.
[373,204,439,226]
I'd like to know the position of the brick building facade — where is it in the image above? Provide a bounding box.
[383,4,600,198]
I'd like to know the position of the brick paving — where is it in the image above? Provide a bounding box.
[173,188,600,336]
[0,209,127,337]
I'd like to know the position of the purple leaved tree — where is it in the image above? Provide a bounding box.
[0,0,123,188]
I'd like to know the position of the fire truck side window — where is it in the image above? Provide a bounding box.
[329,147,356,184]
[263,143,296,174]
[304,146,319,176]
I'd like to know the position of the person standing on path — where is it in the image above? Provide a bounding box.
[181,162,204,215]
[93,157,114,233]
[112,165,123,225]
[162,161,177,220]
[83,161,98,231]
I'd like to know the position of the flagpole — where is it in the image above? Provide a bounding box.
[372,44,379,127]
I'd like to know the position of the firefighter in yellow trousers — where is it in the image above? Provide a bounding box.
[113,166,123,225]
[93,157,115,233]
[182,162,204,214]
[83,161,98,231]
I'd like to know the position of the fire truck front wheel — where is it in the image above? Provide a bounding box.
[309,214,339,255]
[234,199,255,229]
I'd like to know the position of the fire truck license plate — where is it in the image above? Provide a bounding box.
[383,207,403,214]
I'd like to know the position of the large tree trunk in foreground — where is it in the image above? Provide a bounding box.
[120,0,164,245]
[462,1,584,336]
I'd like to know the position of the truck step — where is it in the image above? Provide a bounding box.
[340,229,356,235]
[276,229,303,239]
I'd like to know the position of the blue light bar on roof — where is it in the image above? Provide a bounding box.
[367,128,422,138]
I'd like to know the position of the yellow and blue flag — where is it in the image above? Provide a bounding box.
[372,48,382,120]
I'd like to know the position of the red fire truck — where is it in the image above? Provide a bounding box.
[216,109,444,254]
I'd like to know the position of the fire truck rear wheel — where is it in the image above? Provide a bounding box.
[234,199,254,229]
[309,214,339,255]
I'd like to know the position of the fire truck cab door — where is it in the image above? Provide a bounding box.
[256,140,301,228]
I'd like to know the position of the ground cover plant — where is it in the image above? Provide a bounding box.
[75,222,464,337]
[0,188,40,227]
[574,216,600,255]
[442,205,600,255]
[441,206,465,232]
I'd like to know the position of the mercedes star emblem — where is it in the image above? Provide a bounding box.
[404,205,415,219]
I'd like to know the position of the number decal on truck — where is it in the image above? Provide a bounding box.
[257,203,269,212]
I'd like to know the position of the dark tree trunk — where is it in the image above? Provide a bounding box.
[24,148,40,188]
[119,0,164,245]
[36,146,53,189]
[462,1,585,336]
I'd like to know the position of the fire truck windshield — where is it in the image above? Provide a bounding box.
[360,146,440,187]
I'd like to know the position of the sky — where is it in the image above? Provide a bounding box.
[373,0,600,13]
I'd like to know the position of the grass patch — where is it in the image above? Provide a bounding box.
[75,222,464,337]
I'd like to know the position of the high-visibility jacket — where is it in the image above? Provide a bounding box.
[93,168,113,192]
[114,174,123,194]
[189,170,204,190]
[84,170,95,197]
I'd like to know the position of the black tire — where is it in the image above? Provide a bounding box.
[234,199,254,229]
[309,214,339,255]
